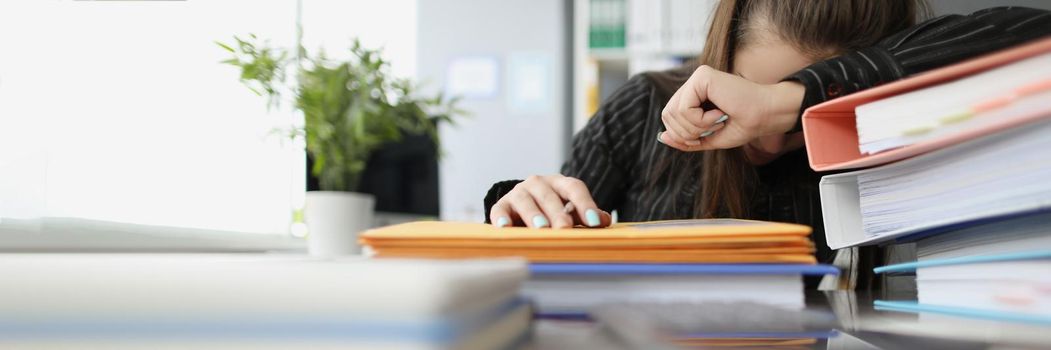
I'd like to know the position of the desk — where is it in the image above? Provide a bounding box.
[532,291,1051,349]
[3,254,1047,349]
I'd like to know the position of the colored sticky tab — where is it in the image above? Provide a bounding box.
[971,96,1015,114]
[938,111,975,124]
[1015,79,1051,96]
[902,125,935,136]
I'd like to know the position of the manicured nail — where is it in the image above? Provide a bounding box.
[532,215,549,228]
[585,209,600,227]
[700,130,715,138]
[656,132,665,144]
[715,114,729,124]
[495,216,510,228]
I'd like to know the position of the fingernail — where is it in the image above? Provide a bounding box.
[495,216,510,228]
[715,114,729,124]
[656,132,665,144]
[685,140,701,146]
[700,130,715,138]
[585,209,600,227]
[532,215,549,228]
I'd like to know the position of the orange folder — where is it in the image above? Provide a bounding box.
[360,219,817,264]
[802,37,1051,171]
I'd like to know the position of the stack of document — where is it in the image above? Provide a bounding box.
[361,219,817,264]
[856,117,1051,238]
[855,52,1051,155]
[362,219,838,316]
[0,255,530,349]
[872,212,1051,325]
[820,117,1051,248]
[807,40,1051,327]
[875,252,1051,325]
[801,38,1051,172]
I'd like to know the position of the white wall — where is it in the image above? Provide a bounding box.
[417,0,570,222]
[299,0,417,79]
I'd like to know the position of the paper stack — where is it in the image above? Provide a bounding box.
[362,219,816,263]
[801,38,1051,326]
[809,40,1051,249]
[874,213,1051,325]
[855,52,1051,155]
[362,219,838,316]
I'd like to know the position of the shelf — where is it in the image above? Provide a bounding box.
[588,48,629,61]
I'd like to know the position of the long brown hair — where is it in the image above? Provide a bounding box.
[684,0,926,218]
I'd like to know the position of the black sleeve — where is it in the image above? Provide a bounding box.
[482,75,655,223]
[784,6,1051,132]
[483,180,522,224]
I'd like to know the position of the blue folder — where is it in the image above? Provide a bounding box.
[873,250,1051,274]
[874,300,1051,326]
[530,263,840,276]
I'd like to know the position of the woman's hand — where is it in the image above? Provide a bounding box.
[658,65,805,153]
[489,175,613,229]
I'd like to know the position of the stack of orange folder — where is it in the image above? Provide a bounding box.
[360,219,817,264]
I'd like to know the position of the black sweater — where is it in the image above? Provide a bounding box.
[484,7,1051,265]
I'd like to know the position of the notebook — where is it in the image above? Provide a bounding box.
[801,37,1051,171]
[361,219,817,264]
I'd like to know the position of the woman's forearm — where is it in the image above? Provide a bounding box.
[765,81,806,136]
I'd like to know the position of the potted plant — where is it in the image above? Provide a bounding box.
[218,35,461,256]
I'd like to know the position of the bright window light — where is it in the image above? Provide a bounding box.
[0,0,301,234]
[0,0,417,235]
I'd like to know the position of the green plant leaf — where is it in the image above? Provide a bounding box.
[215,41,235,53]
[219,34,467,191]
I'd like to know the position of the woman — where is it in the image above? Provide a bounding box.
[483,0,1051,283]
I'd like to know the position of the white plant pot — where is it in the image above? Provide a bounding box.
[304,191,375,257]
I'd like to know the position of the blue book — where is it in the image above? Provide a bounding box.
[874,250,1051,274]
[875,251,1051,324]
[874,300,1051,326]
[530,263,839,276]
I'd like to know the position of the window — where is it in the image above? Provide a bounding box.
[0,0,417,238]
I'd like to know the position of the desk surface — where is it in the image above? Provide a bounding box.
[532,291,1051,349]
